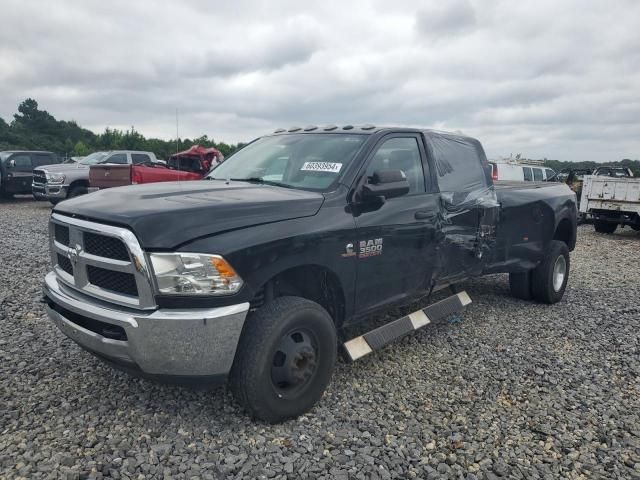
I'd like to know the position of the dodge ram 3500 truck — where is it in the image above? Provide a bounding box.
[43,126,577,422]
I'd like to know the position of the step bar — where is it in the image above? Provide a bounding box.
[343,291,472,361]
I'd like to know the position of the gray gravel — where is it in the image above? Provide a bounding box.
[1,196,639,480]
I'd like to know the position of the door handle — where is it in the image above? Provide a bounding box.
[414,211,434,220]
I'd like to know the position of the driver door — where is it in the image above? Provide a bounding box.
[6,153,33,193]
[352,134,441,314]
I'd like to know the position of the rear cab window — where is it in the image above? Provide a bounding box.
[427,132,488,192]
[105,153,128,164]
[533,168,543,181]
[131,153,151,164]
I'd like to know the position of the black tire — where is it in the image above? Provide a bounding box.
[229,296,337,423]
[67,185,88,198]
[531,240,570,304]
[509,271,532,300]
[593,220,617,234]
[630,225,640,232]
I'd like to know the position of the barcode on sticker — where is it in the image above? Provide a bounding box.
[301,162,342,173]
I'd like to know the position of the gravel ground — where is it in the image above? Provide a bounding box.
[1,196,639,480]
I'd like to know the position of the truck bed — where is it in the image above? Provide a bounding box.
[579,175,640,213]
[485,181,577,273]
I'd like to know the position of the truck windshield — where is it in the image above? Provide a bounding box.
[79,152,109,165]
[208,134,367,191]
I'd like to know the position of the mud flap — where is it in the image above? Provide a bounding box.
[343,291,472,361]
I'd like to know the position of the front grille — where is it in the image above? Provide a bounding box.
[33,169,47,184]
[55,224,70,246]
[57,254,73,275]
[84,232,129,261]
[87,265,138,296]
[50,214,155,309]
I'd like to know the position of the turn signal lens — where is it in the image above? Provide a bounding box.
[210,256,238,278]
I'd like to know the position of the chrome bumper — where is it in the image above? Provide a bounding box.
[44,271,249,376]
[32,183,68,200]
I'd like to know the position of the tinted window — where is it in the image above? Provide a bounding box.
[105,153,127,164]
[545,168,555,180]
[523,167,533,181]
[131,153,151,164]
[533,168,543,181]
[11,154,31,168]
[366,137,425,194]
[34,154,56,166]
[429,133,487,191]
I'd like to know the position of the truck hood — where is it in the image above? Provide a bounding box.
[37,163,89,173]
[53,180,325,249]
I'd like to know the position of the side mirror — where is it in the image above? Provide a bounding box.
[362,169,410,200]
[8,159,16,168]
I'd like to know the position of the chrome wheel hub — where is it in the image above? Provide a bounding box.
[552,255,567,292]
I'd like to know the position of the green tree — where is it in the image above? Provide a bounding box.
[73,141,90,156]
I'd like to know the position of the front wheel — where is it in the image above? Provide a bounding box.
[531,240,570,304]
[594,220,617,234]
[229,296,337,423]
[67,185,88,198]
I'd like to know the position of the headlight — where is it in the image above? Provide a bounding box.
[149,253,243,295]
[46,173,66,184]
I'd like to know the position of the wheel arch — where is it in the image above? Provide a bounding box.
[252,264,347,328]
[553,216,576,251]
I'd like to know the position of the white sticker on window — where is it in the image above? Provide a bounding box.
[301,162,343,173]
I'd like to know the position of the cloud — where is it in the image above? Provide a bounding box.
[415,0,477,38]
[0,0,639,161]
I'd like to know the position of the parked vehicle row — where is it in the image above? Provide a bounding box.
[33,151,161,204]
[488,159,556,183]
[29,145,223,204]
[88,145,222,191]
[43,125,578,422]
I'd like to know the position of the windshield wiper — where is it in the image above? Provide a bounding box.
[212,177,293,188]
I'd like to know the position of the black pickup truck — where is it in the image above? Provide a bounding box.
[44,126,577,422]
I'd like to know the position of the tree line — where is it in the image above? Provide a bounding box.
[1,99,637,173]
[0,99,242,160]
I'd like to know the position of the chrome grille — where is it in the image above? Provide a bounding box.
[33,169,47,185]
[57,253,73,275]
[84,232,129,261]
[55,224,70,246]
[49,213,155,309]
[87,265,138,296]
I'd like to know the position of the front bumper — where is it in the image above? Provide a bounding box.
[43,271,249,377]
[32,183,68,200]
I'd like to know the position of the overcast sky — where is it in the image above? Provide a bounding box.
[1,0,639,161]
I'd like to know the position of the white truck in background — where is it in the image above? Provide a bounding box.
[580,173,640,233]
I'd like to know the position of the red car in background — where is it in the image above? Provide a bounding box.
[89,145,224,190]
